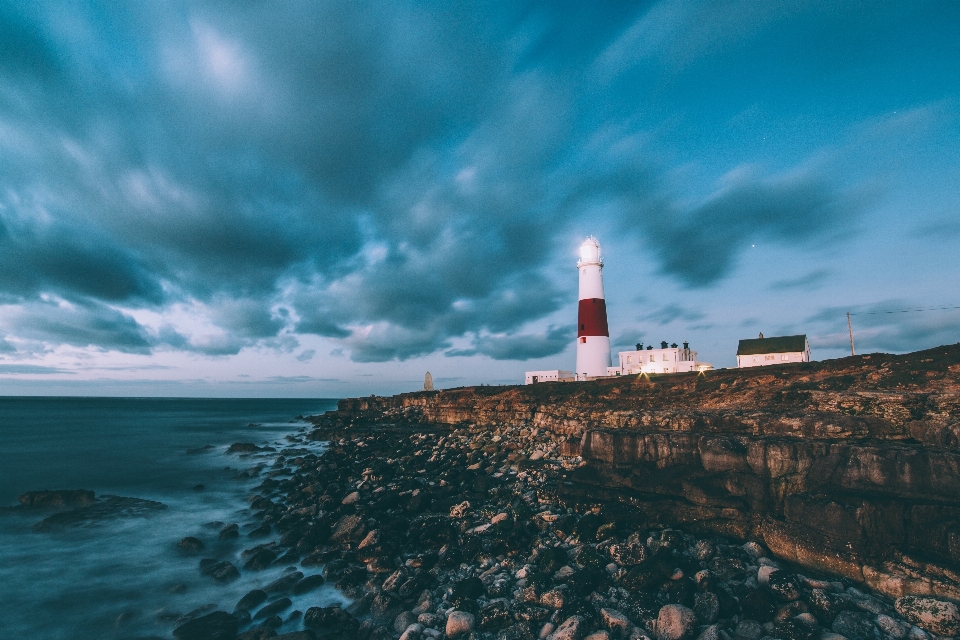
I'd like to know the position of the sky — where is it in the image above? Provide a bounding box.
[0,1,958,397]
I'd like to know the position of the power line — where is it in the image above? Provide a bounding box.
[849,305,960,316]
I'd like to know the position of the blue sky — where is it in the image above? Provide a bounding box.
[0,1,958,396]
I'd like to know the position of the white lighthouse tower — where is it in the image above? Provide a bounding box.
[576,236,611,379]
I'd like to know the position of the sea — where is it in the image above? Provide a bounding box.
[0,396,347,639]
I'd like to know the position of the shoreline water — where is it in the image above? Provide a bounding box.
[0,397,343,639]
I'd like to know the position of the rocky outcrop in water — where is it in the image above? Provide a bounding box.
[317,344,960,604]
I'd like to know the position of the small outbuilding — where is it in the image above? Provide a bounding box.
[524,370,575,384]
[736,333,810,368]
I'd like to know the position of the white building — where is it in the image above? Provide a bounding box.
[611,341,712,376]
[736,333,810,368]
[524,370,575,384]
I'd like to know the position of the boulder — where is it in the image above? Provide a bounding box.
[547,616,587,640]
[18,489,95,508]
[894,596,960,637]
[655,605,697,640]
[446,611,476,638]
[173,611,238,640]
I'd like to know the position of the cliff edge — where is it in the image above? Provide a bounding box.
[316,344,960,602]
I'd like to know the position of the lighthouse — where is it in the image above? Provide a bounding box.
[576,236,611,378]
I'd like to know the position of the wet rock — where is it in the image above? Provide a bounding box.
[446,611,476,638]
[304,606,360,635]
[342,491,360,505]
[329,515,366,546]
[235,589,268,612]
[179,536,205,553]
[255,598,292,620]
[172,610,238,640]
[265,571,303,593]
[831,610,876,640]
[394,611,419,634]
[771,619,813,640]
[249,523,272,538]
[894,596,960,637]
[479,599,512,631]
[237,628,278,640]
[585,632,610,640]
[369,591,403,621]
[693,591,719,625]
[767,571,801,602]
[547,615,586,640]
[274,632,316,640]
[291,574,326,595]
[201,560,240,583]
[18,489,96,508]
[498,623,536,640]
[245,547,278,570]
[540,589,566,609]
[655,605,697,640]
[219,523,240,539]
[733,619,763,640]
[876,613,911,639]
[739,587,776,622]
[599,608,632,636]
[454,576,485,600]
[228,442,262,453]
[609,543,648,567]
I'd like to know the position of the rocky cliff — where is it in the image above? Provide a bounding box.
[319,344,960,603]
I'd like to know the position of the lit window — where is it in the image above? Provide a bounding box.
[765,355,775,361]
[753,357,760,362]
[580,337,586,343]
[627,356,632,363]
[781,354,789,360]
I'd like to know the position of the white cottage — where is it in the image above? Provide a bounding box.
[736,333,810,368]
[524,370,575,384]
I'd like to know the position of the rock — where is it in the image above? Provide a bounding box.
[609,543,648,567]
[450,501,471,518]
[771,619,812,640]
[739,587,776,622]
[342,491,360,505]
[370,591,403,620]
[291,574,326,595]
[18,489,96,508]
[733,619,763,640]
[265,571,303,593]
[742,542,765,560]
[329,515,366,545]
[655,605,697,640]
[693,592,719,625]
[219,523,240,539]
[179,536,205,553]
[894,596,960,637]
[274,633,316,640]
[585,632,611,640]
[498,623,536,640]
[600,608,632,636]
[201,560,240,583]
[244,547,278,570]
[254,597,292,620]
[249,523,272,538]
[548,616,587,640]
[694,626,719,640]
[227,442,262,453]
[693,540,715,561]
[172,611,239,640]
[831,611,876,640]
[304,606,360,635]
[540,589,566,609]
[453,576,485,600]
[479,599,512,631]
[757,565,777,586]
[446,611,476,638]
[875,614,910,639]
[768,571,801,602]
[235,589,268,612]
[393,612,418,634]
[237,628,278,640]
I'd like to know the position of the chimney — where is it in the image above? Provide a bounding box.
[683,341,689,349]
[670,343,678,348]
[636,343,643,351]
[660,341,668,349]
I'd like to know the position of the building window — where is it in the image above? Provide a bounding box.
[580,337,586,343]
[765,355,775,361]
[782,354,789,360]
[627,356,632,363]
[663,354,668,361]
[753,357,760,362]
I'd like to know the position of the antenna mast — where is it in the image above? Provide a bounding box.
[847,312,855,356]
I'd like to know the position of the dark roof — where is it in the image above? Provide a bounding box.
[737,334,808,356]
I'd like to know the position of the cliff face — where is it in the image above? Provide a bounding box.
[323,344,960,602]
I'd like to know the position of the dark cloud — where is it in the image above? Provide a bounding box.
[0,2,873,362]
[3,298,153,353]
[295,349,316,362]
[642,303,706,325]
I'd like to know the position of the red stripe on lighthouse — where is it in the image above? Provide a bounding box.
[577,298,609,337]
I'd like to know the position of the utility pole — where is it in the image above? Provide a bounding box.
[847,312,855,356]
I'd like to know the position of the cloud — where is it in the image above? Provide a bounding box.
[0,298,153,353]
[770,269,831,291]
[446,326,569,361]
[295,349,316,362]
[642,303,706,325]
[0,364,72,374]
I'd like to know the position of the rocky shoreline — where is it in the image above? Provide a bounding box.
[166,413,958,640]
